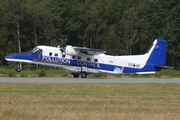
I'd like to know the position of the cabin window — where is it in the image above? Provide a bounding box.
[49,52,52,56]
[78,56,81,60]
[54,53,58,56]
[62,54,66,58]
[94,59,98,62]
[72,56,76,59]
[87,57,90,61]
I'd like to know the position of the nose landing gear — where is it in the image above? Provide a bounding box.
[16,62,22,72]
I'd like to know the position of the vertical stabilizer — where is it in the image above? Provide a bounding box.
[146,39,166,66]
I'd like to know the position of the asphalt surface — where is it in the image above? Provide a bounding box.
[0,77,180,83]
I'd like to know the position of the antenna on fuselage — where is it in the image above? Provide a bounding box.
[116,53,119,56]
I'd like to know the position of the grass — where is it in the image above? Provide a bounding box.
[0,83,180,120]
[0,67,71,77]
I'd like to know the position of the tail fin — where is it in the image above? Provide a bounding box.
[146,39,166,66]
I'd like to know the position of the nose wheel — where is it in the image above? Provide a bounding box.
[16,62,22,72]
[16,68,21,72]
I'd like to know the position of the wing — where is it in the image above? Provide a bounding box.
[73,47,106,55]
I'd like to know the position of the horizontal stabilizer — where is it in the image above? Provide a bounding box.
[158,66,174,69]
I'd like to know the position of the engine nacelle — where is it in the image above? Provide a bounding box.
[65,45,80,55]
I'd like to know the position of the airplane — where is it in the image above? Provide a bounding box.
[5,39,169,78]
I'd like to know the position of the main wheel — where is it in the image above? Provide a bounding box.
[73,73,79,78]
[81,72,87,78]
[16,68,21,72]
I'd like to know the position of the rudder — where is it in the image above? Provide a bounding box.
[146,39,166,66]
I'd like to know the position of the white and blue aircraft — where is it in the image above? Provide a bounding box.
[5,39,167,78]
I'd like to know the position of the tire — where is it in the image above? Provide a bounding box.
[16,68,21,72]
[81,72,87,78]
[73,73,79,78]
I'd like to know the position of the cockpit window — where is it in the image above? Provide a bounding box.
[37,49,42,55]
[30,47,42,55]
[30,47,39,53]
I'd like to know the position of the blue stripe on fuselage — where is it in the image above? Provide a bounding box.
[122,65,160,73]
[5,53,159,73]
[70,59,159,73]
[5,52,32,60]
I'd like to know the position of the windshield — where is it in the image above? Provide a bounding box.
[30,47,39,53]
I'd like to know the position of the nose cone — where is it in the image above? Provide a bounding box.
[5,52,31,61]
[5,53,16,60]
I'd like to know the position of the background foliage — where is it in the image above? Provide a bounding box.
[0,0,179,69]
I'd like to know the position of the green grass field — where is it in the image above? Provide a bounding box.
[0,83,180,120]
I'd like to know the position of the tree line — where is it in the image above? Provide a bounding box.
[0,0,180,69]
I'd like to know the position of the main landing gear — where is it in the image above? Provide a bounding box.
[72,71,88,78]
[81,71,87,78]
[72,73,79,78]
[16,62,22,72]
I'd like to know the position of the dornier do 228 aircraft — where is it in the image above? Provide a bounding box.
[5,39,168,78]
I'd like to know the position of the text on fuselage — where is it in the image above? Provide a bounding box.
[76,60,100,68]
[42,56,70,64]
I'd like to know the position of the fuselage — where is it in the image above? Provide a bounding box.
[5,45,160,75]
